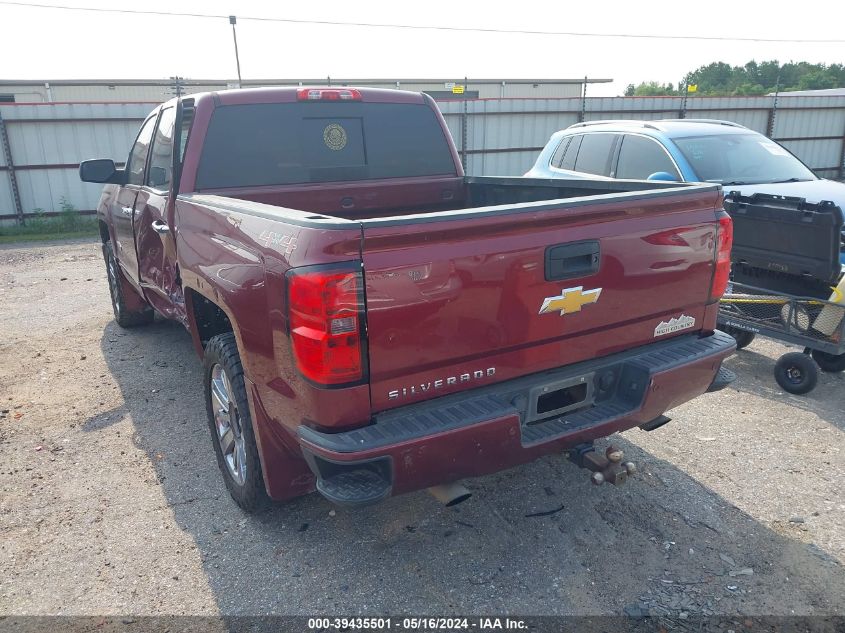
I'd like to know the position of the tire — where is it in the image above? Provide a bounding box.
[811,349,845,373]
[203,332,267,512]
[774,352,818,395]
[722,326,756,350]
[102,241,154,328]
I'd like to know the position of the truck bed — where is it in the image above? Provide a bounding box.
[185,175,693,223]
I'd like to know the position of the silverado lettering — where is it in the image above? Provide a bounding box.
[388,368,497,400]
[80,86,736,512]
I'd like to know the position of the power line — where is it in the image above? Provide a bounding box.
[2,0,845,44]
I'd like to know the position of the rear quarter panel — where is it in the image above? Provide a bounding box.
[174,196,370,499]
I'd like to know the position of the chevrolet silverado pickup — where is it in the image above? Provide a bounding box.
[80,87,736,511]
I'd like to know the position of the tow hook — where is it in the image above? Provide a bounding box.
[569,443,636,486]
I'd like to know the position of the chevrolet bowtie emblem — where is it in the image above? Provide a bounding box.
[539,286,602,316]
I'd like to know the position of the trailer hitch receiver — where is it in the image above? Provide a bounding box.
[569,443,636,486]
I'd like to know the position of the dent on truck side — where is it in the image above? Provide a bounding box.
[95,184,119,246]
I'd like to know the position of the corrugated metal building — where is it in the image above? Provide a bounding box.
[2,92,844,222]
[0,78,610,103]
[0,102,151,216]
[438,94,845,180]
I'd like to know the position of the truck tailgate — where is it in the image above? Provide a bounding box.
[361,188,722,412]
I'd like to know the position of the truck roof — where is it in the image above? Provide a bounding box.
[187,86,429,107]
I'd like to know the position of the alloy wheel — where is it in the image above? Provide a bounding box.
[209,364,247,485]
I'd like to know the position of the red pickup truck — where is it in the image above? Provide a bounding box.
[80,87,735,511]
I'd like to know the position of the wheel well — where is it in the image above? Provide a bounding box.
[188,289,233,347]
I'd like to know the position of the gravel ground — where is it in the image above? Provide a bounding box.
[0,239,843,617]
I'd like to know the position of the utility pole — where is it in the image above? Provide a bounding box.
[229,15,242,88]
[169,76,185,97]
[579,76,587,122]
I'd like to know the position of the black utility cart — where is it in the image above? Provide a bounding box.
[718,192,845,395]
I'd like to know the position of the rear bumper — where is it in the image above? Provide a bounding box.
[298,330,736,506]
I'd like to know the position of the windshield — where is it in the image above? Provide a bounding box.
[673,133,816,185]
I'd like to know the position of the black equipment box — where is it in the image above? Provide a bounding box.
[723,192,843,286]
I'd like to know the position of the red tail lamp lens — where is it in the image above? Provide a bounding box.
[287,266,365,385]
[710,215,733,302]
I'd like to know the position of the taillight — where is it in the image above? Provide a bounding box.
[296,88,362,101]
[287,264,366,386]
[710,214,733,302]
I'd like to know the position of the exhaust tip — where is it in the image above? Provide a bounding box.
[428,482,472,507]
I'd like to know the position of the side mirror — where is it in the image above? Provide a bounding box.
[647,171,680,182]
[148,166,169,189]
[79,159,124,184]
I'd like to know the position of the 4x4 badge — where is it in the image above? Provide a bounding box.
[539,286,602,316]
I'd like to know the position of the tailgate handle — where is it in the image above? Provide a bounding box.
[545,240,600,281]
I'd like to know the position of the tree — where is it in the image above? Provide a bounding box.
[624,61,844,96]
[798,69,838,90]
[624,81,678,97]
[678,60,845,95]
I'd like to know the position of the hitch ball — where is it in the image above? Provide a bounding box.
[591,472,605,486]
[623,462,637,476]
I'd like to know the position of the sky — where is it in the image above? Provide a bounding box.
[1,0,843,96]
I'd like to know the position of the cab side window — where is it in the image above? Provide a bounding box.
[146,107,176,190]
[616,134,680,180]
[573,133,618,176]
[126,115,158,186]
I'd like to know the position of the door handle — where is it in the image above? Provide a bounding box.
[545,240,601,281]
[151,220,170,235]
[120,206,133,216]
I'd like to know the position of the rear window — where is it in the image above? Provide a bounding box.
[195,102,457,189]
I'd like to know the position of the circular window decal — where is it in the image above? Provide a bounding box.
[323,123,347,151]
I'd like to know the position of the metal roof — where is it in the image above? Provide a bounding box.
[0,77,613,86]
[766,87,845,97]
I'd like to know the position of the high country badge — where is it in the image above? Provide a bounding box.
[654,314,696,337]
